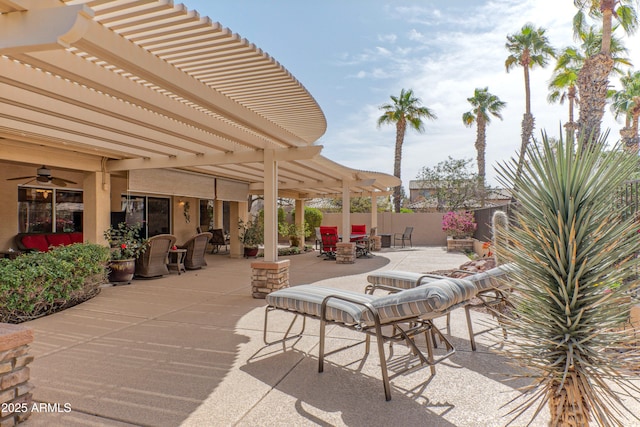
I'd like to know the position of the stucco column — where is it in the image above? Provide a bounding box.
[214,199,224,230]
[342,181,350,239]
[295,198,305,248]
[229,200,247,258]
[251,149,288,298]
[263,149,278,262]
[83,171,111,244]
[370,192,378,230]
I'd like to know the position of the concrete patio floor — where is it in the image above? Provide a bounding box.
[20,247,640,426]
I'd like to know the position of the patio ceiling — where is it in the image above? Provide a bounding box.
[0,0,399,198]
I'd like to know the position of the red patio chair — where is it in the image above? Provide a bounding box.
[319,226,339,259]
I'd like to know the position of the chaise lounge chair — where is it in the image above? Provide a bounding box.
[263,276,479,400]
[365,264,513,351]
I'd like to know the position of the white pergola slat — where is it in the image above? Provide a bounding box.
[0,0,400,261]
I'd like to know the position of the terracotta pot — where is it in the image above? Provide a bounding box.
[108,258,136,284]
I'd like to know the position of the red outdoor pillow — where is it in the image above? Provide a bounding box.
[20,234,50,252]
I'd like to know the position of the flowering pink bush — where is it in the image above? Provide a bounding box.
[442,211,476,238]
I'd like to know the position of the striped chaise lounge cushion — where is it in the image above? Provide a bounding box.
[367,265,512,293]
[266,277,478,328]
[366,271,442,290]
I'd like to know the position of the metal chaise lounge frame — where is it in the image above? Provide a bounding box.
[365,264,514,351]
[263,276,479,401]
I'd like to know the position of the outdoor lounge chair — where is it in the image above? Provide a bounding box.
[319,226,339,259]
[135,234,176,278]
[263,277,477,400]
[393,227,413,248]
[365,265,513,351]
[209,229,229,254]
[178,232,212,270]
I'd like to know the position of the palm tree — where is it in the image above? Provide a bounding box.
[548,27,630,141]
[548,47,582,140]
[573,0,638,142]
[505,24,555,172]
[377,88,436,213]
[496,132,640,426]
[462,87,506,203]
[610,69,640,151]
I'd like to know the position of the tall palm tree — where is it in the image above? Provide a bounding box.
[573,0,638,142]
[548,26,630,141]
[377,88,436,213]
[548,47,582,140]
[496,132,640,426]
[505,24,556,172]
[610,69,640,151]
[462,87,506,203]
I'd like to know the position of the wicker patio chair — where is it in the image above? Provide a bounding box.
[178,232,212,270]
[135,234,176,278]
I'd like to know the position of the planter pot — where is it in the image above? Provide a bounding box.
[446,236,474,253]
[244,247,259,258]
[289,236,301,247]
[108,258,136,284]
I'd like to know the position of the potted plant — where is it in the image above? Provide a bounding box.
[442,211,476,252]
[103,222,147,283]
[238,217,264,258]
[278,222,311,247]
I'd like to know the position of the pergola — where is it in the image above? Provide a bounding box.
[0,0,399,263]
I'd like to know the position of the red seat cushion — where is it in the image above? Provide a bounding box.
[20,234,50,252]
[69,232,84,243]
[46,234,72,247]
[351,224,366,234]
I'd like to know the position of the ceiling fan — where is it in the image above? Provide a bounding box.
[6,165,77,187]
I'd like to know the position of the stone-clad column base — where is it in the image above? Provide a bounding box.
[251,260,290,299]
[0,324,34,427]
[336,242,356,264]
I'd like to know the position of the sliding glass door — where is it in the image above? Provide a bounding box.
[121,195,170,238]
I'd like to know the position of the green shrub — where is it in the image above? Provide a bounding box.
[0,243,110,323]
[291,207,323,230]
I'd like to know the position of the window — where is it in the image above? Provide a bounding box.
[120,195,171,238]
[18,187,83,233]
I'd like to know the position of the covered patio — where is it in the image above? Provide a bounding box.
[17,247,578,427]
[0,0,398,275]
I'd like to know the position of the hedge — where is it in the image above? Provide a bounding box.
[0,243,110,323]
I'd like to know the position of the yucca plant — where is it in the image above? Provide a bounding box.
[496,131,640,426]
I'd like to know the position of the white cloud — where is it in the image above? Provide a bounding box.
[408,29,426,42]
[378,33,397,43]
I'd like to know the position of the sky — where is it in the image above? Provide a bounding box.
[185,0,640,189]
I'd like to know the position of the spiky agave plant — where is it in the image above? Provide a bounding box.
[496,131,640,426]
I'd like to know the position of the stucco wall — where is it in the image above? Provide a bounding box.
[172,197,200,245]
[320,212,448,246]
